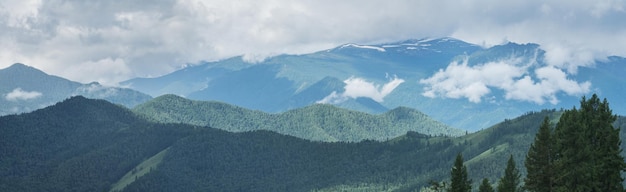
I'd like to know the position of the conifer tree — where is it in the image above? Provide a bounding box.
[497,155,521,192]
[449,153,471,192]
[581,95,624,191]
[524,117,554,192]
[553,94,625,192]
[479,178,495,192]
[553,106,590,191]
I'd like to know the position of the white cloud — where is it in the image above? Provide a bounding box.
[420,57,591,105]
[73,83,119,98]
[451,1,626,74]
[0,0,624,85]
[317,76,405,104]
[5,88,42,101]
[316,91,348,105]
[0,0,42,29]
[504,66,591,104]
[541,44,597,74]
[420,57,527,103]
[535,66,591,97]
[61,58,132,86]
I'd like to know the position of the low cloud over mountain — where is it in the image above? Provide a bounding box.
[420,56,591,104]
[5,88,42,101]
[1,0,624,85]
[318,76,404,104]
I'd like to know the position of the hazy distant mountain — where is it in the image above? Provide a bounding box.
[133,94,464,142]
[122,38,626,131]
[0,63,152,115]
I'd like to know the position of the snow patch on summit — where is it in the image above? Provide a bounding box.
[340,44,386,52]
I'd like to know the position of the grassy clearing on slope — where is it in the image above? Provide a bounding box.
[466,143,510,165]
[109,147,170,192]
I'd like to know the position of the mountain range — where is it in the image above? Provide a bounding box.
[2,95,625,191]
[0,63,152,116]
[2,38,624,131]
[121,38,626,131]
[2,37,626,191]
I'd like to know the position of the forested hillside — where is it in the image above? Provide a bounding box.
[132,94,464,142]
[0,96,194,191]
[1,96,625,191]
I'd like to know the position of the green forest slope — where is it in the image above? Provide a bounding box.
[132,94,464,142]
[2,97,626,191]
[0,96,194,191]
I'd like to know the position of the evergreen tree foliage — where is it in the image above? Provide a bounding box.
[479,178,495,192]
[524,117,554,192]
[449,153,471,192]
[552,106,590,191]
[552,94,625,192]
[497,155,521,192]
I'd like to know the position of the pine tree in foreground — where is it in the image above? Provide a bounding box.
[552,94,626,192]
[448,153,471,192]
[497,155,521,192]
[524,117,554,192]
[478,178,494,192]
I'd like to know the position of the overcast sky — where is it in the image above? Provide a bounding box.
[1,0,625,85]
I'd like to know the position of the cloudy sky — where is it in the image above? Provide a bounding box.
[1,0,625,86]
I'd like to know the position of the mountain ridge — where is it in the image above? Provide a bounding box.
[133,94,464,141]
[0,63,152,116]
